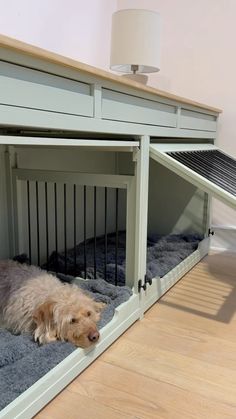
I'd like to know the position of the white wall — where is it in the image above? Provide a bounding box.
[118,0,236,234]
[0,0,117,69]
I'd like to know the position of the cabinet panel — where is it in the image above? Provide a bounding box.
[0,61,93,117]
[102,88,177,127]
[180,109,217,132]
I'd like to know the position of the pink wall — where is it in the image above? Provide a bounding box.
[0,0,117,69]
[118,0,236,228]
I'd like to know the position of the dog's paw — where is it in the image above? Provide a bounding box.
[34,329,57,345]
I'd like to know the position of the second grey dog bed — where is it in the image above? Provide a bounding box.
[0,275,132,411]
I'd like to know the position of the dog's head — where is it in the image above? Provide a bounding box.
[33,296,105,348]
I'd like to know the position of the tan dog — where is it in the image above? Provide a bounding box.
[0,260,105,347]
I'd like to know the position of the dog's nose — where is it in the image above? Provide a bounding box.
[88,330,100,342]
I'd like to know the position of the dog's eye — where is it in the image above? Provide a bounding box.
[70,318,78,324]
[87,311,91,317]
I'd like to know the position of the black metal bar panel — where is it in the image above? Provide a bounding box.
[115,188,119,286]
[193,150,236,183]
[214,149,236,169]
[73,184,77,276]
[171,152,236,193]
[54,183,58,273]
[94,186,97,279]
[27,180,32,264]
[84,185,87,278]
[35,181,40,266]
[45,182,49,270]
[104,187,107,281]
[168,150,236,196]
[64,184,67,274]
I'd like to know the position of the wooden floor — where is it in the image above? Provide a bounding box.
[36,252,236,419]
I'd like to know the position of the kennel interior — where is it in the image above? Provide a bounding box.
[13,156,128,285]
[0,143,146,323]
[0,141,211,304]
[2,143,208,286]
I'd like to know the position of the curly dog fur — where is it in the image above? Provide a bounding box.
[0,260,105,347]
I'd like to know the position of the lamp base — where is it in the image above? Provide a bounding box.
[121,73,148,85]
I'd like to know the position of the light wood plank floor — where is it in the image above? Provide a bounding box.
[36,252,236,419]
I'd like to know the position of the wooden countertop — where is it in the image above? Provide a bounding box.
[0,34,222,113]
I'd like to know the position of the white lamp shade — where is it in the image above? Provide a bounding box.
[110,9,161,74]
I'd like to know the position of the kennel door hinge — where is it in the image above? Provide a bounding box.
[208,228,215,236]
[138,275,152,292]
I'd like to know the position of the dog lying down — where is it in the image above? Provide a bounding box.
[0,260,105,348]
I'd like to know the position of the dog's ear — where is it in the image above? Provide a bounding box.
[33,301,55,327]
[94,301,106,313]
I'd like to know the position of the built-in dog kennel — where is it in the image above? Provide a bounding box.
[2,34,236,419]
[1,139,230,417]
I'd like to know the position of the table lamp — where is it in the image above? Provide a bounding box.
[110,9,161,84]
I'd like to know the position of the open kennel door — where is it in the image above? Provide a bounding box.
[150,143,236,210]
[139,142,236,313]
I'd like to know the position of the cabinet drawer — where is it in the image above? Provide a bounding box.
[102,89,177,127]
[0,61,93,117]
[180,109,217,132]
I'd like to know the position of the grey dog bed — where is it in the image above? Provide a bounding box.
[0,276,132,411]
[45,232,203,285]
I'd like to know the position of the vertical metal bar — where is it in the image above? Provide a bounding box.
[104,187,107,281]
[45,182,49,270]
[115,188,119,286]
[27,180,32,264]
[64,184,67,274]
[36,181,40,266]
[54,183,58,273]
[73,184,77,276]
[84,185,87,278]
[94,186,97,279]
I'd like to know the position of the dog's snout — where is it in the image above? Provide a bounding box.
[88,330,100,342]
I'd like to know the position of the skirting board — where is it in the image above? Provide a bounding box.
[142,237,210,312]
[210,226,236,253]
[0,294,140,419]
